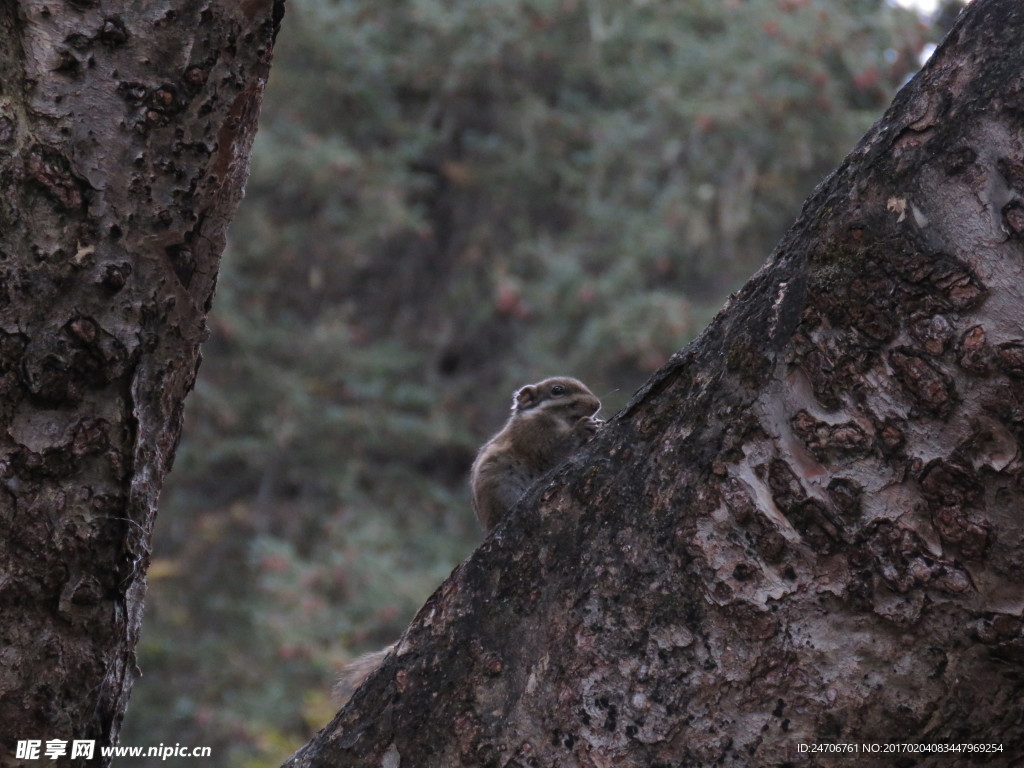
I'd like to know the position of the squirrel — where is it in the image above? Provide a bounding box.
[470,376,603,532]
[332,376,602,706]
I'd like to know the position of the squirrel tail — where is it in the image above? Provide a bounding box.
[331,643,395,707]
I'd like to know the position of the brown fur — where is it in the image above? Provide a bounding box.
[470,377,602,531]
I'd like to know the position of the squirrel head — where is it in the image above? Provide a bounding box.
[512,377,601,420]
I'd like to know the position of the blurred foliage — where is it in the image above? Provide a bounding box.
[119,0,953,765]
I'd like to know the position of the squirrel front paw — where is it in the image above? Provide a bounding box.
[575,415,604,438]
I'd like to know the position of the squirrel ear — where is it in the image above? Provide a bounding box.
[514,385,539,411]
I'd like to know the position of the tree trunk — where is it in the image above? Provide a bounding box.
[287,1,1024,766]
[0,2,281,765]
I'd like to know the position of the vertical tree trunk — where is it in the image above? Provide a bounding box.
[287,1,1024,765]
[0,2,281,765]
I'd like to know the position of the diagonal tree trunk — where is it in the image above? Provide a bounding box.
[287,0,1024,765]
[0,2,281,766]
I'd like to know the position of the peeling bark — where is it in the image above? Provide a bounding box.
[0,2,281,766]
[288,1,1024,766]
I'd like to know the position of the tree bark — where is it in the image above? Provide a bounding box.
[0,2,281,765]
[287,1,1024,766]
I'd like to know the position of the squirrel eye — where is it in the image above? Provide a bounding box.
[551,384,566,396]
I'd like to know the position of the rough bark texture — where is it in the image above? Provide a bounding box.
[0,2,281,765]
[288,1,1024,766]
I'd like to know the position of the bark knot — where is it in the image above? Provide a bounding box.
[888,347,955,417]
[25,146,87,212]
